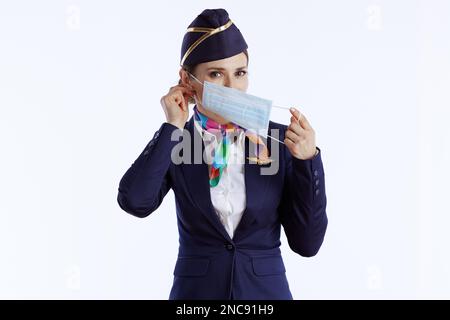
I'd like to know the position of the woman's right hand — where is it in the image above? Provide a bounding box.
[160,83,195,129]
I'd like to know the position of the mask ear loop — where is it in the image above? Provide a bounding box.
[186,72,204,106]
[273,105,301,124]
[266,134,285,145]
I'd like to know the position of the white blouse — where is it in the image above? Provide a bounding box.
[194,120,247,239]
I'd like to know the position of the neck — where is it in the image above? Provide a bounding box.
[195,105,230,125]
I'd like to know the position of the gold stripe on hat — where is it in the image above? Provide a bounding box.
[180,20,233,66]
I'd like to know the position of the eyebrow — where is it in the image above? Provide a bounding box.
[206,66,247,71]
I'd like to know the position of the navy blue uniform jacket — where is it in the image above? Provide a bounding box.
[117,115,328,299]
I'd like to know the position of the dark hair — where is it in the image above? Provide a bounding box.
[179,49,249,104]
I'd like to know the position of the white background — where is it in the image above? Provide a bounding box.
[0,0,449,299]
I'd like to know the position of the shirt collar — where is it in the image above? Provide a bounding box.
[193,117,245,145]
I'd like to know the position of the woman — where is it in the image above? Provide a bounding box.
[117,8,328,300]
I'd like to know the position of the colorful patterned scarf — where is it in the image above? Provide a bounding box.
[193,105,272,187]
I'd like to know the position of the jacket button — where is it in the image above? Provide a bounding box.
[225,243,234,251]
[315,189,320,196]
[313,169,319,177]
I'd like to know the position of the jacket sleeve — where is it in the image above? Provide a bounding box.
[117,122,182,218]
[278,143,328,257]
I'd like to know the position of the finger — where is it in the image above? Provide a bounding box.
[171,85,195,95]
[285,129,300,143]
[179,82,195,91]
[289,107,301,124]
[174,93,188,112]
[182,93,191,109]
[291,107,312,130]
[299,113,312,131]
[180,86,196,96]
[284,136,296,146]
[182,93,194,100]
[176,87,195,104]
[288,118,306,136]
[181,92,190,111]
[289,107,310,130]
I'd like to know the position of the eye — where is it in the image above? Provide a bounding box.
[236,70,247,77]
[209,71,222,78]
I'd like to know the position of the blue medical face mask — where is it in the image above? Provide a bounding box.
[188,72,289,144]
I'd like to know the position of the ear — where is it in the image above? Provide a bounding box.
[179,68,190,86]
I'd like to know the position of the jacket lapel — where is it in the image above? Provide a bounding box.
[232,132,273,242]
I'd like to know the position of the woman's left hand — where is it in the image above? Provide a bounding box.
[284,107,318,160]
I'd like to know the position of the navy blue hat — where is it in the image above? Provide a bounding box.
[180,9,248,66]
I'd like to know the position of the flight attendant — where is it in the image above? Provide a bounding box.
[117,8,328,300]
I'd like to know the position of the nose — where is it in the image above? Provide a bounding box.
[223,75,237,89]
